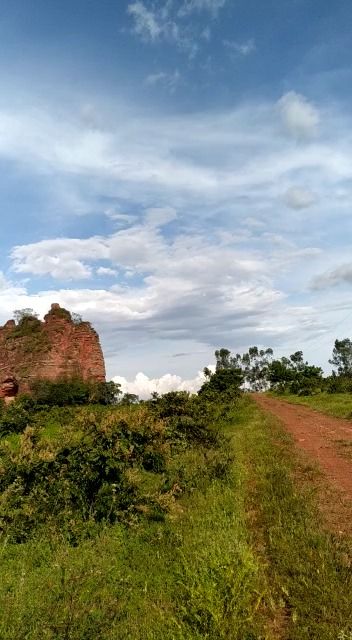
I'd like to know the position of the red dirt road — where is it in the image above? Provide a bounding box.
[254,395,352,498]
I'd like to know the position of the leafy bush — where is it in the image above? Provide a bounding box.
[324,374,352,394]
[0,397,34,437]
[0,394,230,542]
[148,391,224,447]
[198,368,243,401]
[0,407,169,541]
[29,378,121,407]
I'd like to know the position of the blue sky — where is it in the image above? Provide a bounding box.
[1,0,352,395]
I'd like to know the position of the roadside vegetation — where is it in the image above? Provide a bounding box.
[276,392,352,420]
[0,348,352,638]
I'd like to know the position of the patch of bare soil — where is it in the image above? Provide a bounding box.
[254,395,352,535]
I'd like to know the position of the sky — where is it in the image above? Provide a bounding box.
[1,0,352,396]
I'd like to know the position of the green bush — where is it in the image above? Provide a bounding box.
[29,378,121,407]
[0,397,34,437]
[0,393,230,543]
[324,374,352,394]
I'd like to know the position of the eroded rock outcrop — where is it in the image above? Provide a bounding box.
[0,304,106,396]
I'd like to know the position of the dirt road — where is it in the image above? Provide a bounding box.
[254,395,352,518]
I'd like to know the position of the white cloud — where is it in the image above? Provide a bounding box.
[278,91,320,139]
[113,368,211,399]
[312,263,352,290]
[2,90,352,379]
[179,0,227,16]
[127,1,223,54]
[127,1,183,48]
[0,95,351,220]
[0,271,11,290]
[96,266,118,277]
[11,237,108,280]
[145,70,181,92]
[224,38,256,56]
[127,2,162,41]
[145,206,177,226]
[283,187,317,209]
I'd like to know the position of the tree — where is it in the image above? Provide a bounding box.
[215,348,232,371]
[120,393,139,405]
[329,339,352,377]
[237,346,274,391]
[13,308,39,324]
[199,348,243,399]
[71,312,83,325]
[267,352,323,395]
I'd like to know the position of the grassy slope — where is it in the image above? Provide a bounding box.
[0,399,351,639]
[278,392,352,419]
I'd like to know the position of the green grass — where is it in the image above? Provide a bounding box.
[0,403,264,640]
[276,392,352,419]
[0,398,351,639]
[236,400,352,639]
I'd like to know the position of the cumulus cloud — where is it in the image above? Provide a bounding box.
[278,91,320,139]
[113,368,211,399]
[11,237,108,280]
[312,263,352,290]
[283,187,317,209]
[1,90,352,378]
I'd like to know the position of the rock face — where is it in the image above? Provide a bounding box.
[0,377,19,405]
[0,304,106,396]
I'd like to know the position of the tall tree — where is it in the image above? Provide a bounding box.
[329,338,352,377]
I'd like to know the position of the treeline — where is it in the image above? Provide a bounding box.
[212,337,352,395]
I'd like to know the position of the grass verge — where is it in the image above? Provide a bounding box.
[237,398,352,639]
[275,392,352,419]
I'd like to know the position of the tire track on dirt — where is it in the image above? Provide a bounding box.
[254,395,352,534]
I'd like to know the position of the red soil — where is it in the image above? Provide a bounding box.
[254,395,352,534]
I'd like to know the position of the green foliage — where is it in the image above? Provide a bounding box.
[147,390,225,447]
[11,311,42,338]
[47,305,72,321]
[267,351,323,395]
[71,312,83,324]
[0,397,33,437]
[325,373,352,394]
[214,345,325,395]
[0,393,227,543]
[199,349,243,400]
[120,392,140,405]
[13,308,39,324]
[0,381,123,438]
[0,397,351,639]
[199,368,243,400]
[234,346,274,391]
[329,338,352,377]
[29,378,122,408]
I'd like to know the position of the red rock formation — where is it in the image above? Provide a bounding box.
[0,377,19,405]
[0,304,106,394]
